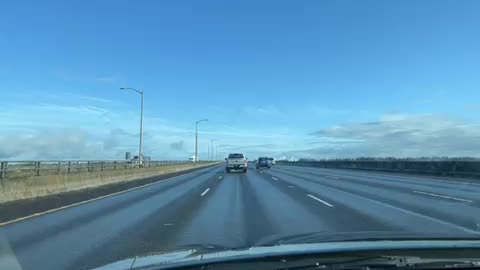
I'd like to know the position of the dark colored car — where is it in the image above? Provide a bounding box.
[256,157,271,169]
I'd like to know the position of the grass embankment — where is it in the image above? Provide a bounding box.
[0,162,219,204]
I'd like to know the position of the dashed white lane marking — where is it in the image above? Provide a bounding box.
[272,177,278,181]
[163,223,174,226]
[201,188,210,196]
[306,194,334,207]
[413,190,473,203]
[330,186,480,235]
[288,185,294,188]
[324,175,339,179]
[218,176,222,180]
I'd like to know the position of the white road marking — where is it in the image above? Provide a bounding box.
[306,194,334,207]
[324,175,339,179]
[218,176,222,180]
[324,185,480,235]
[201,188,210,196]
[288,185,294,188]
[413,190,473,203]
[272,177,278,181]
[163,223,174,226]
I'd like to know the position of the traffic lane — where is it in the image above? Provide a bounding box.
[275,165,480,215]
[1,165,224,270]
[271,167,480,231]
[67,170,226,270]
[278,166,480,203]
[3,164,223,249]
[280,165,480,204]
[249,169,396,233]
[278,164,480,189]
[267,167,480,235]
[173,169,333,249]
[174,167,398,249]
[171,172,253,248]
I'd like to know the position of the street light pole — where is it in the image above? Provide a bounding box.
[195,119,208,162]
[120,87,144,166]
[210,139,218,161]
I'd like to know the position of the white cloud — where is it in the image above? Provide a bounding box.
[300,113,480,158]
[242,105,281,116]
[7,95,479,161]
[35,104,110,116]
[308,105,350,116]
[0,129,98,160]
[78,95,115,104]
[96,76,118,84]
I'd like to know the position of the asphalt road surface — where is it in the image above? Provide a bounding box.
[1,164,480,270]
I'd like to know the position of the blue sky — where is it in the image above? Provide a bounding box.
[2,0,480,160]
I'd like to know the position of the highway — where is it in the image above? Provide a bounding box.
[1,164,480,270]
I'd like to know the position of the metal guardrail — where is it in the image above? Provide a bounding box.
[276,160,480,178]
[0,160,208,179]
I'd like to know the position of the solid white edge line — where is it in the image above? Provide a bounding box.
[0,164,221,227]
[201,188,210,196]
[324,175,339,179]
[413,190,473,203]
[306,194,334,207]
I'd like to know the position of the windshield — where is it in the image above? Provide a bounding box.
[2,1,480,270]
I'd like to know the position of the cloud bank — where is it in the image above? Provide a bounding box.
[3,95,480,161]
[293,114,480,158]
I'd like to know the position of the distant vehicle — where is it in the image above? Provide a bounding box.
[256,157,271,169]
[268,157,275,166]
[226,153,248,173]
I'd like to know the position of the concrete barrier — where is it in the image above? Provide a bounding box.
[0,162,219,204]
[277,160,480,178]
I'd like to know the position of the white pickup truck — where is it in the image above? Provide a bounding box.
[225,153,248,173]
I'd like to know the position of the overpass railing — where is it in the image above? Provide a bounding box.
[276,160,480,178]
[0,160,209,179]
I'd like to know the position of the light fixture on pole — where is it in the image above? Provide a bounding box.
[195,119,208,162]
[120,87,144,166]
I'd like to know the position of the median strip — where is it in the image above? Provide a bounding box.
[413,190,473,203]
[306,194,334,207]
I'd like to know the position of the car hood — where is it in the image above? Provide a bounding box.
[94,238,480,270]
